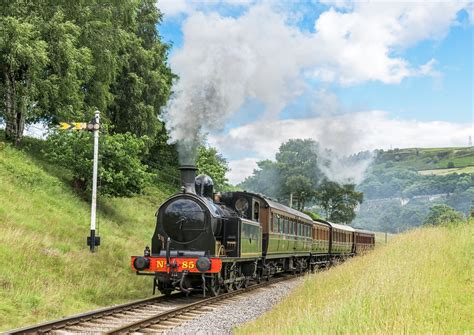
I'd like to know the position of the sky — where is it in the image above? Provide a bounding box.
[156,0,474,184]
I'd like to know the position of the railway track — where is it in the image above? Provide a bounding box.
[6,275,299,334]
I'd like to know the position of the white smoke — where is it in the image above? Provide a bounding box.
[161,2,468,164]
[315,146,374,185]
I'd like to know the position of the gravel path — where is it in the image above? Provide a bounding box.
[164,277,303,335]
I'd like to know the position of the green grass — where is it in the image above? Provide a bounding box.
[237,221,473,334]
[418,166,474,176]
[375,147,474,171]
[0,139,175,331]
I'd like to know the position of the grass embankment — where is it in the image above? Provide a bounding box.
[0,140,175,331]
[238,222,473,334]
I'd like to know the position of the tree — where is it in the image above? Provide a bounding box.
[107,0,174,138]
[44,130,150,197]
[239,159,282,198]
[196,146,229,191]
[0,16,48,145]
[316,181,364,224]
[286,175,314,210]
[1,0,174,146]
[423,204,464,226]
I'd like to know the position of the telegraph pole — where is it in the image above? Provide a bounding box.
[88,110,101,252]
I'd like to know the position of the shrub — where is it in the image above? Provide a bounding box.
[447,161,455,168]
[44,130,151,197]
[423,204,464,226]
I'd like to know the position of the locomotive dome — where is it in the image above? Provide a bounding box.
[195,174,214,198]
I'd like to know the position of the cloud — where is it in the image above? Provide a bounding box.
[164,2,469,148]
[157,0,194,17]
[228,157,259,184]
[210,111,473,183]
[161,1,471,177]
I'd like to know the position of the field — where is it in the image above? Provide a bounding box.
[0,140,174,331]
[374,146,474,171]
[418,166,474,176]
[237,221,473,334]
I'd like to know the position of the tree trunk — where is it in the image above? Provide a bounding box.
[3,68,24,146]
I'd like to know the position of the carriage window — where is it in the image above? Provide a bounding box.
[253,201,260,222]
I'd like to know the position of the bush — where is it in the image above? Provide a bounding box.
[44,130,151,197]
[447,161,455,168]
[423,204,464,226]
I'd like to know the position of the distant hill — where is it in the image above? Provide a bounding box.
[355,146,473,232]
[373,147,474,172]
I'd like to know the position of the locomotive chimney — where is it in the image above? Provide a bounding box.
[179,165,198,194]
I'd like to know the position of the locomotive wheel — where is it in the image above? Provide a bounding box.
[234,279,244,290]
[207,277,221,297]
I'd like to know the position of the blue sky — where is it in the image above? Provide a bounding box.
[156,1,473,183]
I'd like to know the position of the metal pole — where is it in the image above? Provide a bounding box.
[89,110,100,252]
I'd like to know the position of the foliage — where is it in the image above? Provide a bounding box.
[237,222,473,334]
[107,0,175,138]
[303,210,322,220]
[317,181,363,224]
[44,130,150,197]
[0,14,49,144]
[423,204,464,226]
[196,146,230,191]
[240,139,324,205]
[240,159,281,196]
[286,175,314,210]
[0,0,174,145]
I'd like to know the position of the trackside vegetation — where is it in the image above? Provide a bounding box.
[0,140,175,331]
[237,221,473,334]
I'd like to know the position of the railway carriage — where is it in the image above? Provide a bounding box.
[131,165,375,296]
[354,229,375,254]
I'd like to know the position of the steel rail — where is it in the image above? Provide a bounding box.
[6,293,184,334]
[106,275,299,334]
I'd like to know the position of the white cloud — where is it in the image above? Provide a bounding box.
[227,157,259,184]
[157,0,191,17]
[211,111,474,184]
[164,2,469,149]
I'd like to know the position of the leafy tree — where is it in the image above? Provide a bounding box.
[196,146,229,191]
[316,181,364,224]
[1,0,174,146]
[239,160,282,198]
[286,175,314,210]
[276,139,322,192]
[423,204,464,226]
[108,0,174,138]
[0,15,48,145]
[44,130,150,197]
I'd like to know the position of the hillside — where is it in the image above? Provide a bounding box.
[237,221,473,334]
[0,139,175,331]
[354,146,473,232]
[373,147,474,172]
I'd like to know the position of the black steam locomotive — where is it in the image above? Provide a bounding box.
[131,166,374,296]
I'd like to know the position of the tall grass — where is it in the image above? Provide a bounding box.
[237,221,473,334]
[0,141,174,331]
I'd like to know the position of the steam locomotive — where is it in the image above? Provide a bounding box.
[131,166,375,296]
